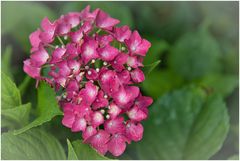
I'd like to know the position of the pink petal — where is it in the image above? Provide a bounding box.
[29,29,41,48]
[108,102,122,119]
[82,126,97,141]
[50,47,66,64]
[126,121,144,141]
[66,43,78,59]
[70,29,83,43]
[131,68,145,83]
[56,22,71,35]
[30,47,49,67]
[71,117,87,132]
[135,94,153,109]
[96,10,120,30]
[91,111,104,128]
[127,106,147,121]
[117,70,131,85]
[81,39,99,64]
[86,68,99,80]
[96,34,113,47]
[66,79,79,92]
[98,45,119,61]
[111,53,128,72]
[23,59,41,78]
[92,90,108,110]
[108,134,127,157]
[104,117,125,134]
[114,26,131,42]
[62,111,75,128]
[135,39,151,56]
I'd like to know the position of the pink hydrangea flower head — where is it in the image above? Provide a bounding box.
[23,5,153,157]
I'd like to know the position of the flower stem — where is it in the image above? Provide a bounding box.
[57,36,65,47]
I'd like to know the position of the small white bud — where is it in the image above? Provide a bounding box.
[85,66,89,70]
[100,109,105,114]
[96,68,100,72]
[127,67,132,71]
[91,59,95,63]
[106,115,110,119]
[61,45,65,48]
[103,62,107,66]
[121,46,126,51]
[55,45,59,49]
[87,71,92,75]
[79,72,85,76]
[64,35,68,40]
[104,95,108,99]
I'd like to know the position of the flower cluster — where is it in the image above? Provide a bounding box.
[23,5,153,156]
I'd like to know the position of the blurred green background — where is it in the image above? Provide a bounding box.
[1,1,239,160]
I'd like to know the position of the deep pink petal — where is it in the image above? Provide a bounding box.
[96,10,120,30]
[23,59,41,78]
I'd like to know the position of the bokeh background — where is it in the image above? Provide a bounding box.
[1,1,239,160]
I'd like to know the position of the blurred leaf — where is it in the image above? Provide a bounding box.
[143,60,161,75]
[62,2,133,28]
[70,140,109,160]
[2,2,56,52]
[133,2,196,42]
[2,103,31,129]
[18,76,32,96]
[14,82,62,135]
[197,74,238,98]
[169,25,221,80]
[1,72,21,109]
[136,86,229,159]
[2,46,13,79]
[228,154,239,160]
[141,69,184,99]
[67,139,78,160]
[1,128,66,159]
[143,37,170,65]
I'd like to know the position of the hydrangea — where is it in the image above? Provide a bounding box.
[23,5,153,157]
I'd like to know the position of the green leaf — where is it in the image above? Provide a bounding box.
[70,140,109,160]
[228,154,239,160]
[143,37,170,65]
[1,128,66,159]
[143,60,161,75]
[62,2,133,28]
[1,46,13,79]
[136,86,229,159]
[2,2,56,52]
[197,74,238,98]
[141,69,184,99]
[2,103,31,129]
[1,72,21,109]
[169,25,221,80]
[67,139,78,160]
[14,82,62,135]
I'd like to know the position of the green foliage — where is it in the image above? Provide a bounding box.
[1,72,21,109]
[141,69,184,99]
[1,128,66,159]
[1,2,56,52]
[2,103,31,129]
[169,25,221,80]
[197,74,238,98]
[143,37,170,65]
[67,139,78,160]
[14,82,63,135]
[68,140,109,160]
[136,86,229,159]
[2,46,13,79]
